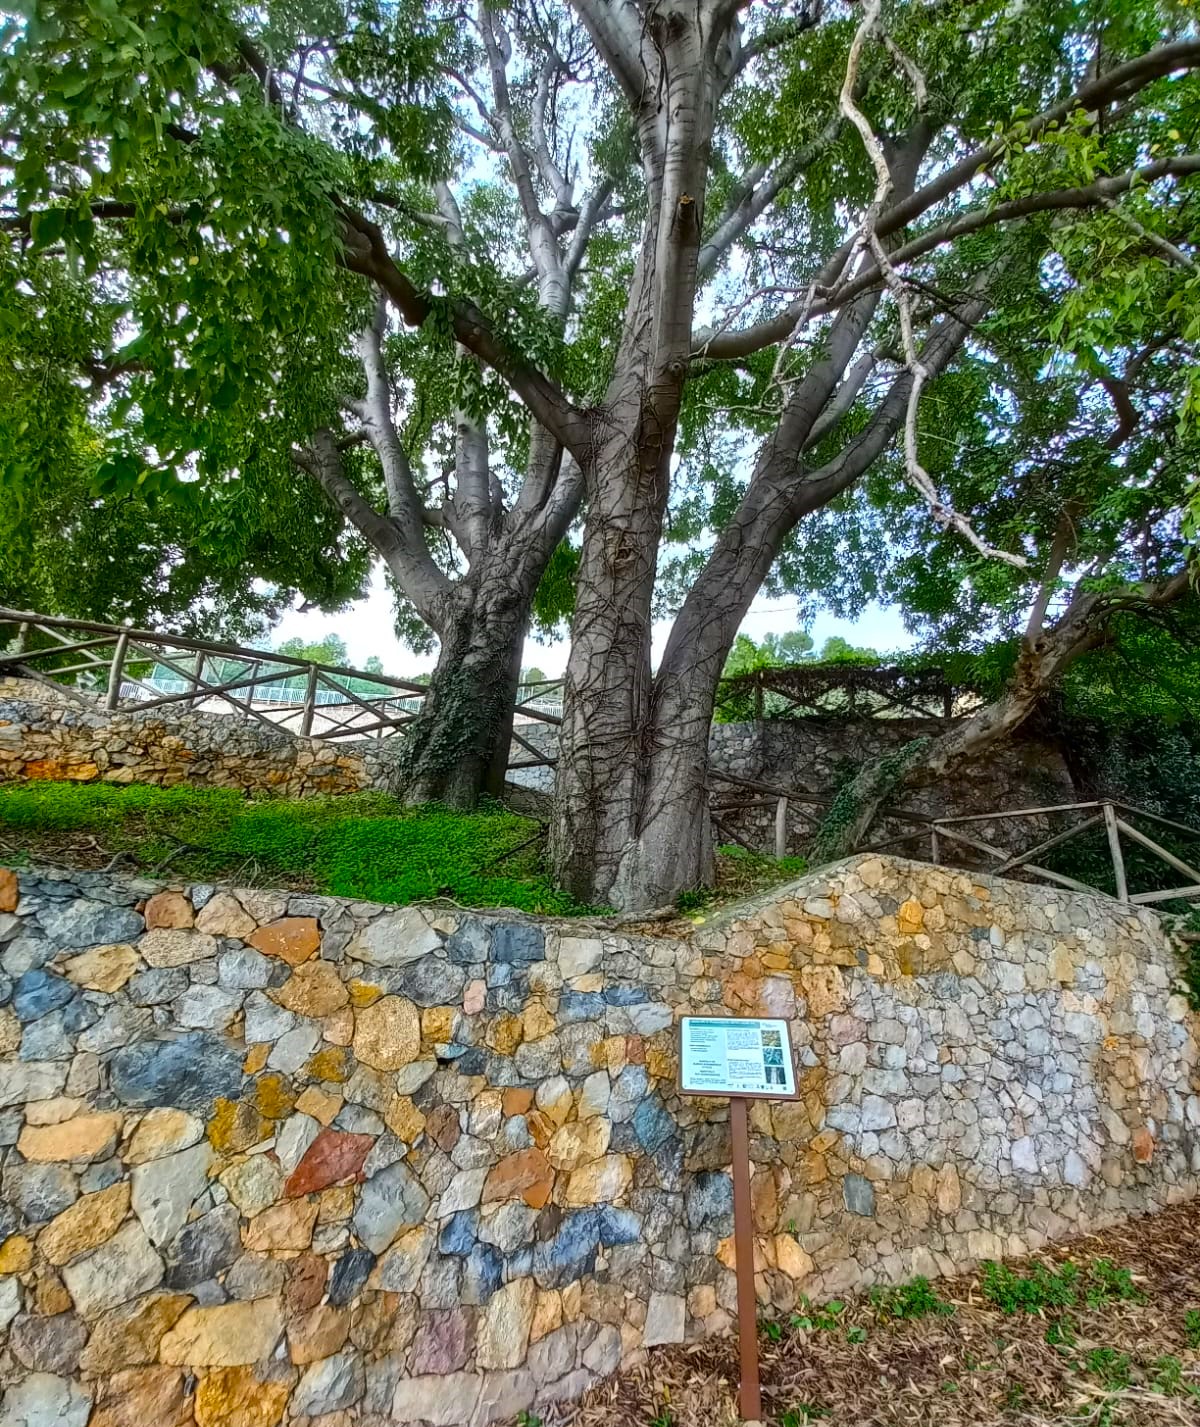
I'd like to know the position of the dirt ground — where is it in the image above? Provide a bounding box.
[540,1199,1200,1427]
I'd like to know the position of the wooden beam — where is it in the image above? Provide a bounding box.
[993,813,1105,876]
[931,824,1101,895]
[1114,817,1200,884]
[1113,801,1200,843]
[933,800,1106,826]
[1103,802,1128,902]
[1130,883,1200,905]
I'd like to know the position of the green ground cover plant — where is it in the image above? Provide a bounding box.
[0,781,583,914]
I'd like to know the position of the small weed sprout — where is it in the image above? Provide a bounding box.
[780,1406,829,1425]
[869,1276,954,1322]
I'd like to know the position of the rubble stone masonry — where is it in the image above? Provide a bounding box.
[0,855,1195,1426]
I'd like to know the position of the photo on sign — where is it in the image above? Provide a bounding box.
[762,1029,782,1048]
[765,1066,785,1085]
[763,1047,784,1067]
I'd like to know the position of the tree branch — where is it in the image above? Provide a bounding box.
[337,205,592,461]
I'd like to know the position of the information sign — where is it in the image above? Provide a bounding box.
[676,1014,800,1422]
[678,1015,798,1099]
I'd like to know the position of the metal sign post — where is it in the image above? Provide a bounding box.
[677,1016,799,1424]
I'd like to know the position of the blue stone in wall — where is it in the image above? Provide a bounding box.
[632,1097,676,1155]
[596,1206,641,1247]
[438,1210,479,1257]
[328,1248,376,1306]
[843,1173,875,1217]
[12,970,75,1024]
[445,919,490,966]
[109,1031,243,1113]
[685,1171,733,1231]
[604,985,648,1006]
[461,1242,504,1303]
[558,991,604,1024]
[452,1049,488,1077]
[490,923,544,965]
[532,1209,600,1289]
[504,1247,533,1279]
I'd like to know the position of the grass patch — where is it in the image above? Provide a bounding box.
[0,780,588,914]
[677,845,808,916]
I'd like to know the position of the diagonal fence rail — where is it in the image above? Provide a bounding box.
[866,799,1200,906]
[0,609,564,751]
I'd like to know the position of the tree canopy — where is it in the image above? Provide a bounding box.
[3,0,1198,904]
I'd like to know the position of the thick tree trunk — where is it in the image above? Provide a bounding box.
[396,576,528,808]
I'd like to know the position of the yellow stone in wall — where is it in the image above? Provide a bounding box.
[38,1182,131,1265]
[420,1005,455,1043]
[522,1003,556,1042]
[242,1045,269,1075]
[195,1367,290,1427]
[897,898,925,934]
[488,1014,525,1054]
[253,1073,296,1121]
[348,980,382,1008]
[797,965,846,1018]
[160,1299,285,1367]
[305,1046,352,1083]
[207,1099,270,1154]
[294,1086,342,1125]
[530,1289,562,1343]
[348,998,419,1067]
[775,1235,814,1280]
[18,1111,122,1162]
[384,1095,426,1142]
[62,943,141,992]
[0,1234,32,1272]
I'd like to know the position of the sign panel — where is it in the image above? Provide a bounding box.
[678,1016,798,1100]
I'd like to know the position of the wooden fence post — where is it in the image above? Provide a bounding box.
[775,796,789,860]
[1103,802,1129,902]
[105,629,130,711]
[300,664,319,737]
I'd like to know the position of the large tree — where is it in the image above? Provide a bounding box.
[6,0,1198,905]
[2,0,602,803]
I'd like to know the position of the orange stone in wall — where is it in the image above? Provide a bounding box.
[1132,1126,1155,1164]
[248,917,321,967]
[284,1128,374,1197]
[0,867,17,912]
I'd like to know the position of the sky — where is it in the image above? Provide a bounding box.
[270,563,915,679]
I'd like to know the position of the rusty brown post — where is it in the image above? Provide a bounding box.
[729,1095,761,1421]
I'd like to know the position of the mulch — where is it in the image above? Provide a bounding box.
[542,1199,1200,1427]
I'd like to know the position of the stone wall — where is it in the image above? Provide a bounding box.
[0,856,1196,1426]
[708,717,1076,857]
[0,693,407,800]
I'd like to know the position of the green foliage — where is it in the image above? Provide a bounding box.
[1185,1308,1200,1349]
[1082,1347,1132,1391]
[980,1257,1143,1315]
[0,781,584,913]
[981,1260,1081,1313]
[779,1406,828,1426]
[276,634,351,667]
[869,1277,954,1323]
[809,738,931,866]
